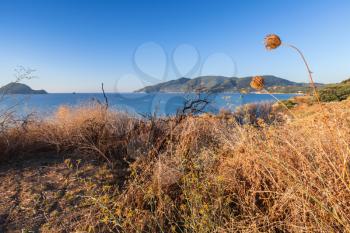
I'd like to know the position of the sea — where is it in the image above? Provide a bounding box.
[0,93,297,117]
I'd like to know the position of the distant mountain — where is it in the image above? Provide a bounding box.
[135,75,322,93]
[0,82,47,94]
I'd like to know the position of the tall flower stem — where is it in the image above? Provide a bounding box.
[284,44,321,103]
[263,89,296,118]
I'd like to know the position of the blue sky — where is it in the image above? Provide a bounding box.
[0,0,349,92]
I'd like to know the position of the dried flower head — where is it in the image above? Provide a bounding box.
[264,34,282,50]
[250,76,265,90]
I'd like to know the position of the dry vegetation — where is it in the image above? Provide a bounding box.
[1,34,349,233]
[0,97,349,232]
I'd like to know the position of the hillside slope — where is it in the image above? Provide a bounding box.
[319,78,350,101]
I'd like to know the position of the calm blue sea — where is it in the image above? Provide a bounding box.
[0,93,297,117]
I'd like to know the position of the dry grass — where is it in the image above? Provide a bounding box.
[1,100,350,232]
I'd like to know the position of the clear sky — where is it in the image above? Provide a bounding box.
[0,0,349,92]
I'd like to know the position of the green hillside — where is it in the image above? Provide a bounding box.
[319,78,350,101]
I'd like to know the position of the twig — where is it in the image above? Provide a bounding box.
[263,88,296,118]
[101,82,109,109]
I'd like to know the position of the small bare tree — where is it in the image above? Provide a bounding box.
[0,66,37,132]
[149,86,213,157]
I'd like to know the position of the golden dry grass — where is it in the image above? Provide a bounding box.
[1,99,350,232]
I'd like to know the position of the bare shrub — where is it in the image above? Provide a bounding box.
[219,101,283,126]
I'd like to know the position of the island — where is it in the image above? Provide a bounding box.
[135,75,324,93]
[0,82,47,94]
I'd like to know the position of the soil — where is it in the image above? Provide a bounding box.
[0,153,126,233]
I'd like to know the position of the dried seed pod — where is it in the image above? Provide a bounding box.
[264,34,282,50]
[250,76,265,90]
